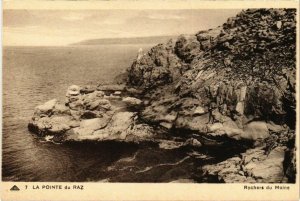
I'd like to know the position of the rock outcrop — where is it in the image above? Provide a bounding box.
[126,8,296,182]
[28,85,154,143]
[127,8,296,139]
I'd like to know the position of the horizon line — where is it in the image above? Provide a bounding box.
[3,34,187,47]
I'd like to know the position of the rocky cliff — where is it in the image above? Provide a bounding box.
[29,8,297,183]
[126,8,297,182]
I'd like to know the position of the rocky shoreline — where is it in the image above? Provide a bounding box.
[28,8,296,183]
[28,85,155,143]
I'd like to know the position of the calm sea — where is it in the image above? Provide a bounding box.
[2,45,203,182]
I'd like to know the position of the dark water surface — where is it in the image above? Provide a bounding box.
[2,45,209,182]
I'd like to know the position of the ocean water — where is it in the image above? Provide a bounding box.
[2,45,207,182]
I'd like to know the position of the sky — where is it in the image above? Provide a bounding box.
[3,9,241,46]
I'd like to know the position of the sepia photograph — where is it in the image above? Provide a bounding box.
[1,2,298,199]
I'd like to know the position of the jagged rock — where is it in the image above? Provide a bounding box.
[127,40,185,89]
[175,35,201,63]
[202,146,288,183]
[196,27,222,51]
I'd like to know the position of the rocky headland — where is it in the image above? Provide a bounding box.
[28,9,296,183]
